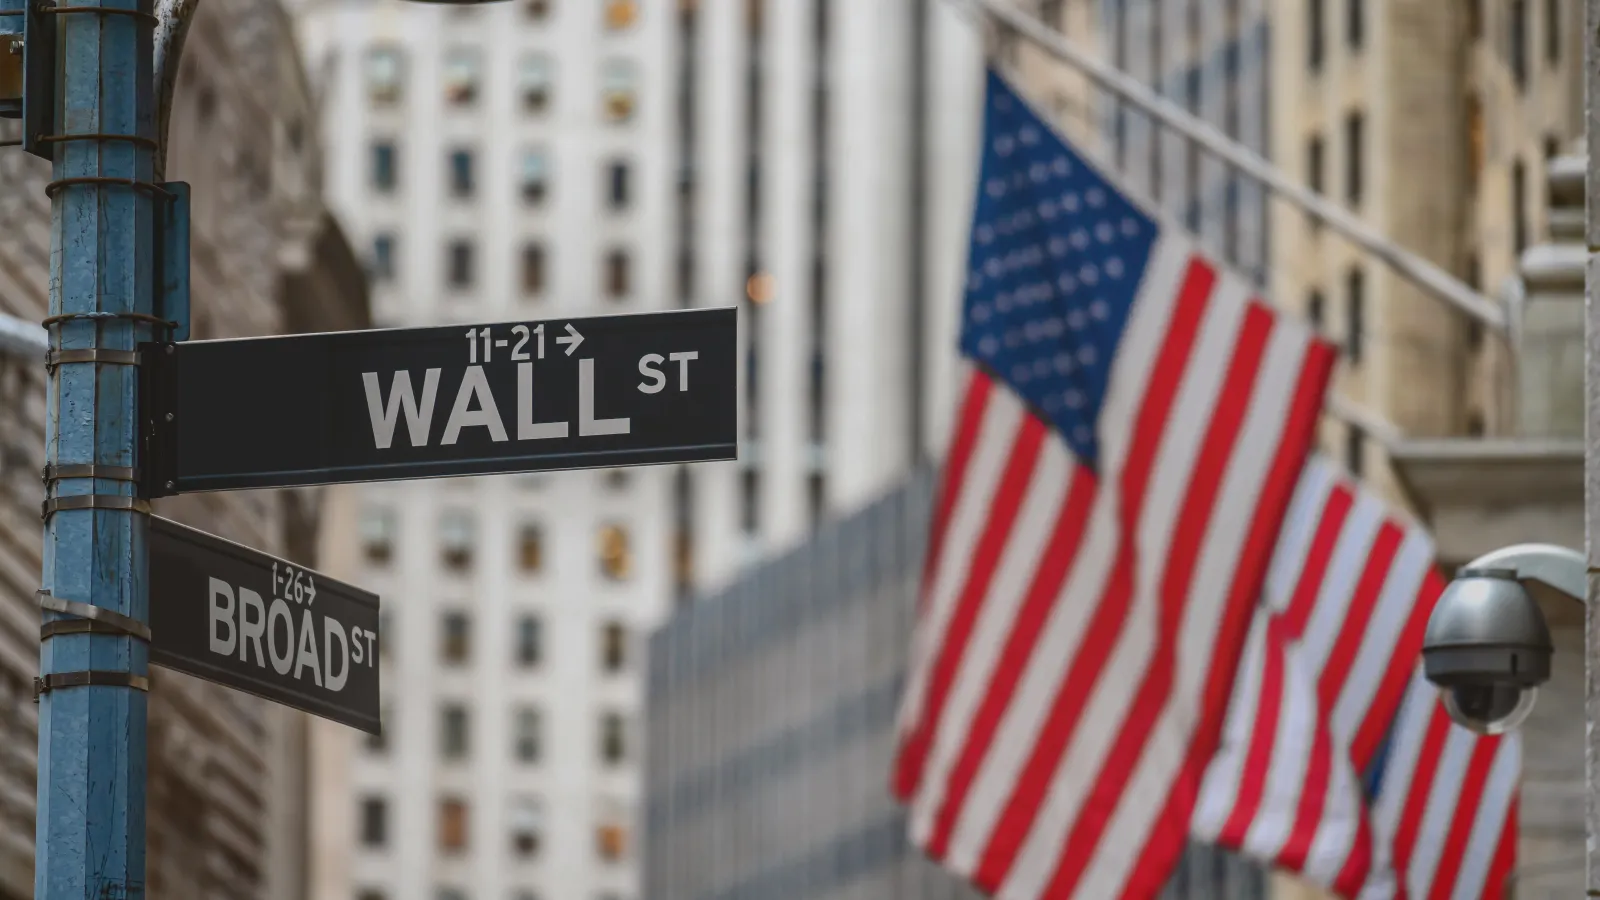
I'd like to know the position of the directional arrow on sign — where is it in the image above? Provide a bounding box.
[556,323,585,356]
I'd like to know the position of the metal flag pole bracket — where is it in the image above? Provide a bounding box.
[36,591,152,643]
[41,495,151,520]
[33,672,150,704]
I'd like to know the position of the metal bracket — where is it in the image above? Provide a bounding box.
[138,341,178,499]
[153,182,190,342]
[45,348,140,370]
[33,671,150,703]
[42,464,139,483]
[36,591,151,642]
[41,494,151,520]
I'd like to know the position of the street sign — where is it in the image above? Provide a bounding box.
[141,307,737,495]
[149,517,381,733]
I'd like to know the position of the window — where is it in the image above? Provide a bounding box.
[599,712,628,765]
[371,141,398,192]
[1306,134,1325,194]
[1307,289,1325,331]
[516,614,543,667]
[1511,0,1528,90]
[447,240,475,290]
[596,798,629,863]
[605,249,631,299]
[440,704,470,760]
[361,796,388,847]
[439,797,469,853]
[441,612,470,665]
[1039,0,1064,27]
[1345,266,1364,364]
[521,243,546,296]
[1344,110,1364,206]
[601,621,627,673]
[510,797,545,858]
[518,522,544,572]
[1468,0,1483,38]
[362,507,396,564]
[1546,0,1561,63]
[1513,158,1528,253]
[366,46,404,103]
[604,0,638,29]
[370,234,396,282]
[1545,133,1561,161]
[607,160,631,211]
[521,149,549,204]
[525,0,550,18]
[1345,425,1365,478]
[436,890,466,900]
[598,524,632,581]
[741,468,760,534]
[520,55,553,112]
[1307,0,1324,71]
[603,59,637,121]
[440,510,474,570]
[357,890,386,900]
[448,148,475,199]
[444,49,481,105]
[514,706,543,762]
[1346,0,1363,49]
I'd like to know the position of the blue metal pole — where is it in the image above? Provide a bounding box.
[33,0,154,893]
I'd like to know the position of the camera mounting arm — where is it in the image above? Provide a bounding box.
[152,0,200,183]
[1461,543,1586,608]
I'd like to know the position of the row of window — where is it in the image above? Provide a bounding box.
[1310,0,1565,87]
[374,236,636,300]
[366,47,639,121]
[1303,112,1363,208]
[369,144,632,208]
[358,791,632,863]
[406,613,630,673]
[363,509,634,581]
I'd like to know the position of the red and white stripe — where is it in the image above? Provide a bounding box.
[892,233,1335,899]
[1192,455,1520,899]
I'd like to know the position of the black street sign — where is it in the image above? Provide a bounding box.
[142,307,738,495]
[149,517,381,733]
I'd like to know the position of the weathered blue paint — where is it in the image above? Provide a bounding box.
[33,0,154,895]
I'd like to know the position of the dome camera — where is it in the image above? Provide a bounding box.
[1422,565,1558,734]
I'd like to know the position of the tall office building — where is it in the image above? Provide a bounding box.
[293,2,676,899]
[668,0,985,596]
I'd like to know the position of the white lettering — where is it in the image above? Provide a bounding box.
[363,629,378,666]
[669,351,699,391]
[579,358,631,436]
[442,365,510,445]
[517,363,570,440]
[351,628,366,666]
[209,578,237,656]
[295,608,323,687]
[637,354,666,394]
[362,369,441,449]
[267,599,295,675]
[324,618,349,692]
[239,587,267,667]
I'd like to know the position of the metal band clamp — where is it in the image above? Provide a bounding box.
[33,671,150,703]
[36,591,151,643]
[42,464,139,484]
[41,494,151,519]
[39,4,159,25]
[44,348,140,369]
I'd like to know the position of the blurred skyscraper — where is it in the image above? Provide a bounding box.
[293,2,676,899]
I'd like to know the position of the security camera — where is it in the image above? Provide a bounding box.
[1422,544,1584,735]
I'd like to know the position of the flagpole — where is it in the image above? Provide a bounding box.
[955,0,1507,335]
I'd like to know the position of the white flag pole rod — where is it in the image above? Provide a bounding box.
[961,0,1508,334]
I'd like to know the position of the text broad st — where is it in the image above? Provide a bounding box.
[144,307,737,493]
[149,517,381,733]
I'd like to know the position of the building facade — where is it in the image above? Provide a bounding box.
[292,2,677,899]
[646,472,1269,900]
[0,0,369,895]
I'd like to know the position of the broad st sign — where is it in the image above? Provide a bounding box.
[142,307,737,494]
[149,517,381,733]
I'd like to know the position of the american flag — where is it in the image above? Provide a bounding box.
[1193,455,1520,898]
[890,68,1336,899]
